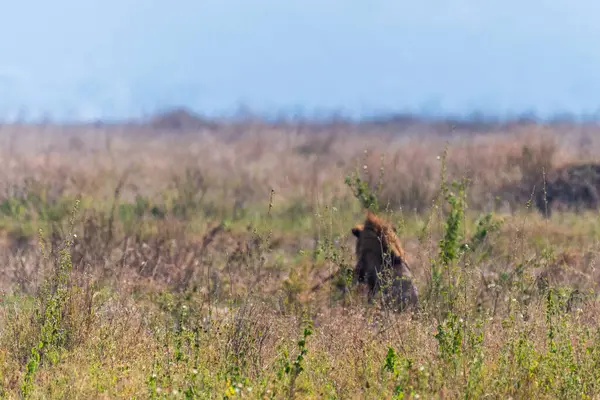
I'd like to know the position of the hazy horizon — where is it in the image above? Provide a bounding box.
[1,0,600,121]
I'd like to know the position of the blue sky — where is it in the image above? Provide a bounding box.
[1,0,599,121]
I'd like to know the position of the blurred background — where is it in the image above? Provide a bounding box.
[1,0,600,121]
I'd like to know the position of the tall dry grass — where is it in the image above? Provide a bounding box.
[0,120,599,398]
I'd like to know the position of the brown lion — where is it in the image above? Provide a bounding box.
[350,211,419,312]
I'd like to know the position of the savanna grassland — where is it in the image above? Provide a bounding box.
[1,114,600,399]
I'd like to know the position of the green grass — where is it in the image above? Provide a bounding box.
[1,188,599,399]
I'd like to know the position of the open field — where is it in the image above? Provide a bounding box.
[2,115,600,398]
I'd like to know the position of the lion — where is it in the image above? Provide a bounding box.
[350,211,419,312]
